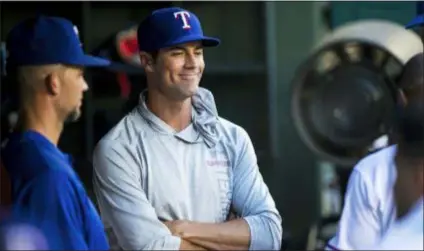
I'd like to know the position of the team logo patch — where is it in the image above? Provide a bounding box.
[174,11,191,30]
[73,25,82,47]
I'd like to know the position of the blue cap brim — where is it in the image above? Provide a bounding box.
[200,36,221,47]
[165,35,220,49]
[405,14,424,29]
[75,54,111,67]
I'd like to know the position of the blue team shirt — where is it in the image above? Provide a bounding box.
[1,130,109,250]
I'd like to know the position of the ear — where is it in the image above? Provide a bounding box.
[44,73,60,96]
[139,52,154,73]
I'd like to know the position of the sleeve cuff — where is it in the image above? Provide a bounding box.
[144,235,181,250]
[164,235,182,250]
[244,215,265,250]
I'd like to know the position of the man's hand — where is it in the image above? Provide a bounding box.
[162,219,250,250]
[162,220,208,250]
[163,220,189,237]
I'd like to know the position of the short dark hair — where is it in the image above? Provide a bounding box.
[398,52,423,90]
[141,50,158,62]
[149,50,159,60]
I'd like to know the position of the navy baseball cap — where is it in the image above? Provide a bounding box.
[6,16,110,67]
[137,7,220,52]
[405,1,424,28]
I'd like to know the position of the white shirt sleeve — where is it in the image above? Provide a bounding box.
[326,169,381,250]
[369,198,424,251]
[369,231,424,250]
[92,140,181,250]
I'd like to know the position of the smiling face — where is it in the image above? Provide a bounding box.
[141,41,205,101]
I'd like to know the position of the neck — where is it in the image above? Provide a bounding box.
[16,100,63,146]
[146,89,192,132]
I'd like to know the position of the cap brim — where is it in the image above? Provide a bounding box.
[75,54,111,67]
[405,14,424,29]
[200,36,221,47]
[165,35,221,49]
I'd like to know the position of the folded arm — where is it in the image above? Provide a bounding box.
[93,140,204,250]
[164,128,283,250]
[164,218,250,250]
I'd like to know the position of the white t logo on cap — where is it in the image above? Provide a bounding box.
[174,11,191,29]
[73,25,82,47]
[73,25,79,37]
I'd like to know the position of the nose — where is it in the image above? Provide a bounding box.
[82,79,89,92]
[184,53,198,69]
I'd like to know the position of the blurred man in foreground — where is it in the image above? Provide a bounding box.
[369,96,423,250]
[0,16,110,249]
[326,51,423,250]
[327,4,424,249]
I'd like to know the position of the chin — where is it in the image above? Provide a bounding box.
[187,85,199,95]
[176,83,198,99]
[64,109,81,124]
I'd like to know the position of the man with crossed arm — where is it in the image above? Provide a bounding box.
[93,7,282,250]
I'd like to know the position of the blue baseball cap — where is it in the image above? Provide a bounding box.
[137,7,220,52]
[6,16,110,67]
[405,1,424,28]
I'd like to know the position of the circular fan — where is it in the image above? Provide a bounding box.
[291,20,423,167]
